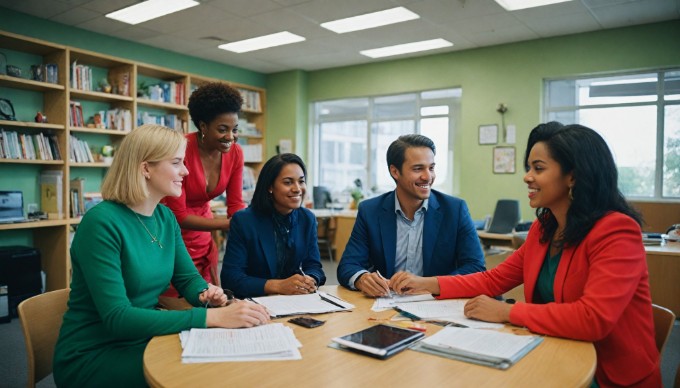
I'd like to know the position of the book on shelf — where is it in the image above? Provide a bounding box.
[83,192,103,213]
[411,326,543,370]
[0,129,60,161]
[69,178,85,217]
[40,170,63,219]
[108,68,130,97]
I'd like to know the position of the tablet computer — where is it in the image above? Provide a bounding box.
[331,324,425,359]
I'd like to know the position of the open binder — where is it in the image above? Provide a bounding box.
[412,326,543,369]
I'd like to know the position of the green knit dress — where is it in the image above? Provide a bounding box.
[54,201,208,387]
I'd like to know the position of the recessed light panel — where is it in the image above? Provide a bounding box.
[494,0,572,11]
[106,0,199,25]
[360,39,453,59]
[218,32,306,53]
[321,7,420,34]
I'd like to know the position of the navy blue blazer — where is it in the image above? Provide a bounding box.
[337,190,485,288]
[220,207,326,298]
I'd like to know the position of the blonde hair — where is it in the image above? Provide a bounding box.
[101,124,186,205]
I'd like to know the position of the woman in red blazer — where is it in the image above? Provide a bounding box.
[391,122,661,387]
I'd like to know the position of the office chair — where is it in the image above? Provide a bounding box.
[313,186,332,209]
[316,217,335,261]
[18,288,70,387]
[486,199,521,234]
[651,304,675,355]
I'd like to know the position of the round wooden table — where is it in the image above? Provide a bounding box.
[144,286,596,388]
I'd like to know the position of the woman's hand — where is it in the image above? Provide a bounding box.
[390,271,440,295]
[206,300,271,328]
[264,274,316,295]
[198,283,228,307]
[463,295,512,323]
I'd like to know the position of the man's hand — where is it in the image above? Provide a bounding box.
[355,272,391,298]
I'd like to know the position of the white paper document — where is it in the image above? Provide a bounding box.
[371,293,436,311]
[180,323,302,363]
[414,326,543,369]
[250,291,354,317]
[394,300,504,329]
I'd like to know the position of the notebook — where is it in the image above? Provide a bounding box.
[0,191,29,224]
[330,324,425,359]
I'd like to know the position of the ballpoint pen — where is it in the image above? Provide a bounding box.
[376,270,393,298]
[299,263,317,293]
[393,306,421,321]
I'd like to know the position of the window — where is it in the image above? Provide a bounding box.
[544,70,680,199]
[310,88,460,201]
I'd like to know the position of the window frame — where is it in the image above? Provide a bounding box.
[543,68,680,200]
[309,89,460,197]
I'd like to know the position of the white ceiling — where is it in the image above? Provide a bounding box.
[1,0,678,74]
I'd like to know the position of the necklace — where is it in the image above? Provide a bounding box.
[133,212,163,248]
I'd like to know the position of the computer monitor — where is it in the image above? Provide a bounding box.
[313,186,332,209]
[486,199,520,234]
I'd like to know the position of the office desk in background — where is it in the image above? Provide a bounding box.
[310,209,357,261]
[645,241,680,316]
[144,286,596,388]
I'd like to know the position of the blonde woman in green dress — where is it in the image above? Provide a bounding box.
[53,124,269,387]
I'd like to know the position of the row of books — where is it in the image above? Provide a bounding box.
[70,178,85,218]
[237,88,262,112]
[138,112,186,132]
[69,134,94,163]
[237,119,261,137]
[70,61,94,91]
[0,129,61,161]
[142,81,186,105]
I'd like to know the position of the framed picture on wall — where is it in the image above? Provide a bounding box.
[479,124,498,145]
[493,146,515,174]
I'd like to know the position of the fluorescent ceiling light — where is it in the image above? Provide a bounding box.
[106,0,199,25]
[494,0,572,11]
[218,32,306,53]
[360,39,453,59]
[321,7,420,34]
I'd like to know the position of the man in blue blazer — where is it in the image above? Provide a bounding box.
[337,134,485,296]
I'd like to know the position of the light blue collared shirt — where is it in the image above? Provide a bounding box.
[348,192,428,288]
[394,194,428,276]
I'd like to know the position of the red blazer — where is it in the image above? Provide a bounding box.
[438,212,661,387]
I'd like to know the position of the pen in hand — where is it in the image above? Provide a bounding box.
[376,270,393,298]
[299,263,317,293]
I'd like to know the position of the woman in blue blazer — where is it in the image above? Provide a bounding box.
[221,153,326,298]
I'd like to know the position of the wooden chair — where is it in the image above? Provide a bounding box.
[652,303,675,355]
[17,288,70,387]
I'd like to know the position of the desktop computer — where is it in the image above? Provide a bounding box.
[0,246,42,320]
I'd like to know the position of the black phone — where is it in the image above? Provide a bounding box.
[288,316,325,328]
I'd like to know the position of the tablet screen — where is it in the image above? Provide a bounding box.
[333,324,424,355]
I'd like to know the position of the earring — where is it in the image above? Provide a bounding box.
[569,186,574,201]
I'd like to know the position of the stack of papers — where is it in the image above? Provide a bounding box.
[179,323,302,363]
[412,326,543,369]
[371,294,435,311]
[393,300,504,329]
[250,291,354,317]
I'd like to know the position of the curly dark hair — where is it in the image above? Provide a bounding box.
[187,82,243,129]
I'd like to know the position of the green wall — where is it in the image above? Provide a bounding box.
[0,7,266,87]
[266,20,680,221]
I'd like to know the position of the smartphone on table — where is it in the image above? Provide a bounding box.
[288,316,325,328]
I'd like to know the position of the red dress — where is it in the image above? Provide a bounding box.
[162,132,246,293]
[437,212,661,387]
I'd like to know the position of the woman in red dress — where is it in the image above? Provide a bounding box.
[162,82,247,293]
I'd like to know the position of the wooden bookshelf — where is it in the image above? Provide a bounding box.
[0,30,267,291]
